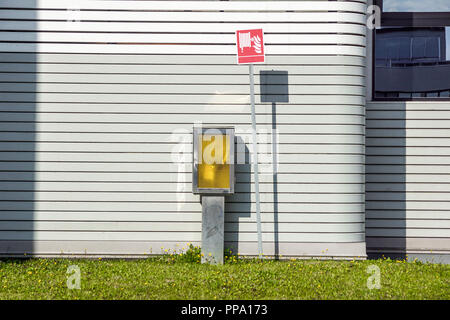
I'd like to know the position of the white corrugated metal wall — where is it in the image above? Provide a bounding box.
[366,102,450,260]
[0,0,367,258]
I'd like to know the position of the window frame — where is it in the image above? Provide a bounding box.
[372,0,450,101]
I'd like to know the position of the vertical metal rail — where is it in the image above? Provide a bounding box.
[249,64,263,258]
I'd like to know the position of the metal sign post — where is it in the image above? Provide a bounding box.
[249,64,263,259]
[236,29,265,259]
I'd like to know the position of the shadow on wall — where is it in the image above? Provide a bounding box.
[0,1,37,257]
[224,137,251,254]
[366,102,406,260]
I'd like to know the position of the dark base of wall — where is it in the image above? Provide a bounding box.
[367,252,450,264]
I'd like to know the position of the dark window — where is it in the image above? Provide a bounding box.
[373,0,450,100]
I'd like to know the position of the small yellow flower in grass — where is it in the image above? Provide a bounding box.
[27,271,32,275]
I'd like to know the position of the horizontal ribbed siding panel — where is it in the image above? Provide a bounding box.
[0,232,366,242]
[0,212,366,223]
[0,191,365,203]
[0,124,365,135]
[0,94,366,105]
[0,11,367,24]
[367,129,450,138]
[0,53,367,65]
[366,201,450,211]
[0,64,366,75]
[0,83,366,95]
[0,153,365,164]
[0,0,367,11]
[0,144,364,154]
[0,221,365,233]
[0,113,366,123]
[0,173,365,184]
[0,133,366,144]
[366,101,450,254]
[0,74,365,86]
[0,21,367,35]
[0,104,365,114]
[0,0,367,257]
[0,33,367,46]
[367,219,450,229]
[0,44,366,55]
[0,201,366,212]
[0,163,365,174]
[367,184,450,191]
[0,182,365,193]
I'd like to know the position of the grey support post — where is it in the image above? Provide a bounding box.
[201,196,225,264]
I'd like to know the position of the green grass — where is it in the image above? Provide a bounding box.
[0,250,449,300]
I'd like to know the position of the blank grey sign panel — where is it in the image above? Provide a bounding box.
[259,70,289,103]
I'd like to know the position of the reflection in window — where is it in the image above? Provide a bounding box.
[383,0,450,13]
[374,27,450,99]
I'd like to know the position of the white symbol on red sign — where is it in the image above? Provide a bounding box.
[236,29,265,64]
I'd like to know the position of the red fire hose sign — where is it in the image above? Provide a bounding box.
[235,29,265,64]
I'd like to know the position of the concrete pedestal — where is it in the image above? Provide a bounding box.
[201,196,225,264]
